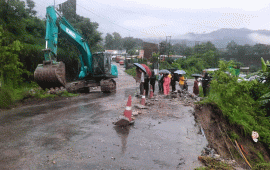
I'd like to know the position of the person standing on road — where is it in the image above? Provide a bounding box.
[136,68,145,95]
[150,71,156,93]
[171,73,176,92]
[158,73,163,92]
[163,74,171,95]
[144,74,150,96]
[193,77,199,96]
[202,72,211,97]
[179,74,185,90]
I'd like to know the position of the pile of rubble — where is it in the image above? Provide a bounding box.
[47,86,67,94]
[169,89,202,107]
[199,147,240,169]
[28,86,67,95]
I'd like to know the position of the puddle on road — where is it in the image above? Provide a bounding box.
[113,125,131,154]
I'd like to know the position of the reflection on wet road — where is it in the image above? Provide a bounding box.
[0,63,207,170]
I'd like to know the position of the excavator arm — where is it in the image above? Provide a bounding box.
[43,6,91,76]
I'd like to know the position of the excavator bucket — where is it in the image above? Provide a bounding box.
[34,60,66,89]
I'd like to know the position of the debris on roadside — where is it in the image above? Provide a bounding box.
[132,110,139,116]
[134,104,149,109]
[197,156,235,170]
[145,101,154,106]
[47,86,67,94]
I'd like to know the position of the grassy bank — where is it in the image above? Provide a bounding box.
[197,61,270,167]
[0,82,78,109]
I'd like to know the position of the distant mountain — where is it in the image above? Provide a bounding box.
[143,28,270,48]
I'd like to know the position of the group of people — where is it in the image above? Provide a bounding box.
[136,67,211,97]
[158,73,187,96]
[193,71,211,97]
[136,68,157,96]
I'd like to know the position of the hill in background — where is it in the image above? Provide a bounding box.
[143,28,270,48]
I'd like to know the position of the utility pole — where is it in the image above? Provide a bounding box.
[166,36,171,57]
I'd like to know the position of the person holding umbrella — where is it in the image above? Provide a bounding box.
[144,74,150,96]
[202,71,211,97]
[150,71,156,93]
[135,67,145,95]
[179,74,185,90]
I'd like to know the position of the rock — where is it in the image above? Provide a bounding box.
[146,102,154,106]
[134,104,149,109]
[132,111,139,116]
[213,154,220,159]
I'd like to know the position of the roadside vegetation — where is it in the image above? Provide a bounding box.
[204,59,270,145]
[0,0,99,109]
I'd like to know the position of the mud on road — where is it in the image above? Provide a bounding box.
[0,63,208,170]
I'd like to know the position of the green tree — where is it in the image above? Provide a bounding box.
[112,32,123,50]
[253,44,269,55]
[194,41,217,54]
[0,26,24,87]
[159,41,167,55]
[26,0,36,16]
[105,33,114,49]
[123,37,136,52]
[0,0,27,39]
[226,40,238,55]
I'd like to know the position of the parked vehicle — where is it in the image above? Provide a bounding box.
[119,60,124,65]
[115,56,124,63]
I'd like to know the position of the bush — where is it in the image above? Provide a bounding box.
[0,86,14,109]
[125,67,136,78]
[253,163,270,170]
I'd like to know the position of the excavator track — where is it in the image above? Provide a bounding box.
[34,61,66,89]
[100,79,116,93]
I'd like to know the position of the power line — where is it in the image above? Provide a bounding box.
[76,3,136,33]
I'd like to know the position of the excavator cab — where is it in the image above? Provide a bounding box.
[92,52,117,78]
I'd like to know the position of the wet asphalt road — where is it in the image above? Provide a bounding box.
[0,64,207,170]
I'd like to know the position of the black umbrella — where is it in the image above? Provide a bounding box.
[133,63,146,73]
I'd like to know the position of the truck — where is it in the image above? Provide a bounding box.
[115,56,124,63]
[34,6,118,93]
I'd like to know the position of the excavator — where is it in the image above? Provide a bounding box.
[34,6,118,93]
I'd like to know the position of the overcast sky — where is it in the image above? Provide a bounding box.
[31,0,270,39]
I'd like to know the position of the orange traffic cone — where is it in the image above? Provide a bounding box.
[141,90,146,105]
[124,95,132,121]
[149,85,154,98]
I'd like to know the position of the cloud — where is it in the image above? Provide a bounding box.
[249,33,270,44]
